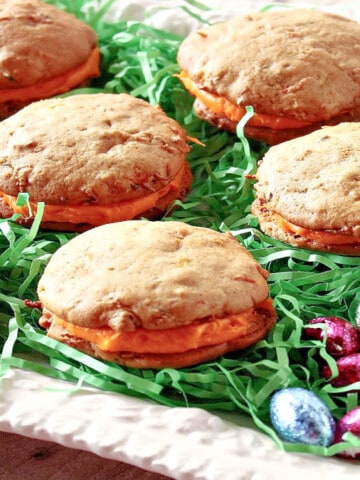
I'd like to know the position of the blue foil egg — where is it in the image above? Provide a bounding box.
[269,387,335,446]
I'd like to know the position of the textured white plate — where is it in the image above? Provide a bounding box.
[1,1,360,479]
[104,0,360,37]
[1,367,359,480]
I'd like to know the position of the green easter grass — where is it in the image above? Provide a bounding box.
[1,0,360,458]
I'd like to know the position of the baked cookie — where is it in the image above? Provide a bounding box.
[251,123,360,255]
[0,0,100,118]
[0,93,192,231]
[177,9,360,144]
[37,220,277,369]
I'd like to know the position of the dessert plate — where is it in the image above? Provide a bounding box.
[1,1,359,479]
[0,367,359,480]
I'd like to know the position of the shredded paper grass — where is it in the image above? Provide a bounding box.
[0,0,360,459]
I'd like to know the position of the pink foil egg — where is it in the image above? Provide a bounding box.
[304,316,360,357]
[322,353,360,387]
[334,406,360,458]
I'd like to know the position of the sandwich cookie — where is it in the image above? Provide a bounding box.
[251,123,360,255]
[0,0,100,118]
[0,93,192,231]
[177,9,360,144]
[37,220,277,369]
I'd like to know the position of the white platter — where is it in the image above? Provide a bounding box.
[1,1,360,479]
[1,367,359,480]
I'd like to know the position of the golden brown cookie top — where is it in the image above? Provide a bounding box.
[0,0,97,89]
[253,122,360,231]
[37,220,270,331]
[0,93,191,204]
[177,9,360,122]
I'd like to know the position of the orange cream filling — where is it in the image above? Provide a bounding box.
[1,164,187,225]
[50,298,274,354]
[0,47,100,103]
[177,71,312,130]
[276,213,360,245]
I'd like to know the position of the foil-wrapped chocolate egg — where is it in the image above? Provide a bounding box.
[269,387,335,446]
[303,316,360,357]
[322,353,360,387]
[334,406,360,458]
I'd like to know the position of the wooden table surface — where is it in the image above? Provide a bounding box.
[0,431,173,480]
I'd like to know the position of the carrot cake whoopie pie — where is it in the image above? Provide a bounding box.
[251,123,360,255]
[0,93,192,231]
[37,220,277,369]
[177,9,360,145]
[0,0,100,118]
